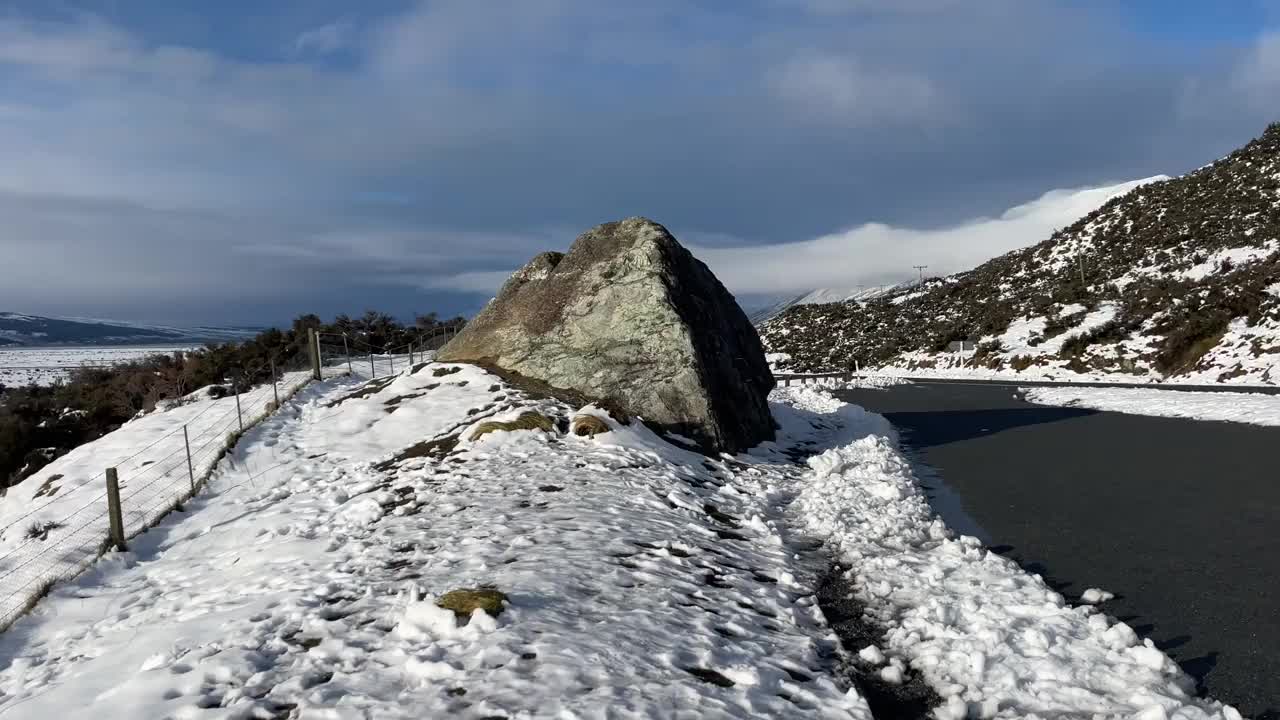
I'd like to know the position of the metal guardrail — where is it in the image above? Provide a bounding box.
[773,371,856,386]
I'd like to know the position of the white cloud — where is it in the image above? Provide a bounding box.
[295,21,353,56]
[766,51,936,124]
[1232,30,1280,107]
[693,177,1165,295]
[420,270,521,293]
[418,177,1166,299]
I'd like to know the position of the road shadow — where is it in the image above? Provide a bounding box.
[884,407,1096,448]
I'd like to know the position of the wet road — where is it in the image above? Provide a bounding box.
[837,382,1280,719]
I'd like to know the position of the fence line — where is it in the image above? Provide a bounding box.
[316,324,462,380]
[0,323,467,630]
[0,342,335,631]
[774,370,908,390]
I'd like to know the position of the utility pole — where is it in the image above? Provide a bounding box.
[913,265,929,285]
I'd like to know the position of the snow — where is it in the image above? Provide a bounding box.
[0,346,198,387]
[1022,385,1280,426]
[793,285,908,307]
[788,390,1241,719]
[0,367,878,719]
[0,369,1247,718]
[1081,588,1115,605]
[857,645,885,665]
[0,370,315,629]
[1175,241,1279,281]
[988,303,1119,359]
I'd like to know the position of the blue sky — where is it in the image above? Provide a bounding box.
[0,0,1277,325]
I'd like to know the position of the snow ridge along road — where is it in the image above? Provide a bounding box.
[0,366,1246,718]
[1022,385,1280,426]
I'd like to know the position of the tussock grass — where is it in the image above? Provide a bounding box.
[468,412,555,440]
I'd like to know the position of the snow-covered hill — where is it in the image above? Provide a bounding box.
[762,123,1280,385]
[0,364,1245,718]
[0,312,259,347]
[749,285,909,324]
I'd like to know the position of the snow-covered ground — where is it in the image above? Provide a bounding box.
[0,367,877,719]
[0,367,1246,718]
[0,371,314,630]
[0,346,196,387]
[863,359,1278,388]
[1022,386,1280,427]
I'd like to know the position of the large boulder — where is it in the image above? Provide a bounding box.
[438,217,776,452]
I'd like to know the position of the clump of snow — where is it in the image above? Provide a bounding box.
[1081,588,1116,604]
[857,645,885,665]
[1023,386,1280,427]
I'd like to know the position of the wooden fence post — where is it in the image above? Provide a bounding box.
[308,329,322,381]
[369,352,376,378]
[105,468,126,551]
[183,425,195,493]
[234,382,244,433]
[270,358,280,408]
[342,334,353,374]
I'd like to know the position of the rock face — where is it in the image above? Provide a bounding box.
[438,217,776,451]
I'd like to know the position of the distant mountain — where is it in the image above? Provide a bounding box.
[761,122,1280,385]
[747,284,909,324]
[0,312,261,347]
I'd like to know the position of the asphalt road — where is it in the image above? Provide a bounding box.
[837,382,1279,719]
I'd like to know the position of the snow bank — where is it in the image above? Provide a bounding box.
[1023,386,1280,427]
[789,392,1243,720]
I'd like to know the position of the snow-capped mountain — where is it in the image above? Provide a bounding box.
[748,284,909,324]
[762,122,1280,386]
[0,312,260,347]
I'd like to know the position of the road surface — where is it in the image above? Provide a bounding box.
[837,381,1279,719]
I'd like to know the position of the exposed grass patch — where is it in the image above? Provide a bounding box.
[1009,355,1036,372]
[375,434,461,471]
[24,520,63,541]
[436,587,507,618]
[324,376,396,408]
[570,414,610,438]
[468,412,555,441]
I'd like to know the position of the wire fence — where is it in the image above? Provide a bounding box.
[0,344,325,630]
[0,323,467,631]
[316,324,462,380]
